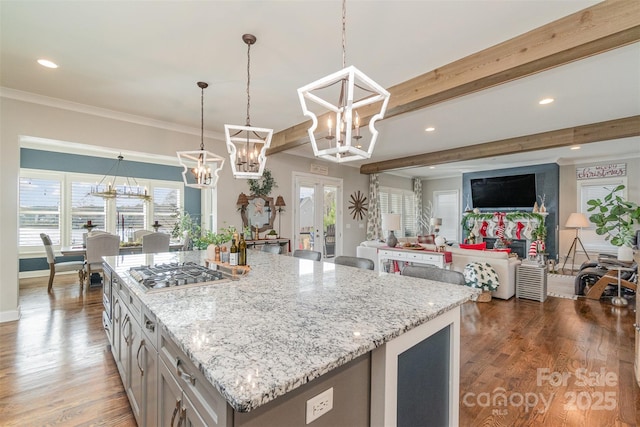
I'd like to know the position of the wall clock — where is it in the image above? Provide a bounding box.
[348,190,368,220]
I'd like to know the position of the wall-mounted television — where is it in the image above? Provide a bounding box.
[470,173,537,209]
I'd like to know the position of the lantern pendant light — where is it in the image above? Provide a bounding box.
[225,34,273,179]
[177,82,226,189]
[298,0,390,163]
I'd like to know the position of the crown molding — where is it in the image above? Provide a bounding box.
[0,87,226,141]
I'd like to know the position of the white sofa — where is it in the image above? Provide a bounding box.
[356,241,387,272]
[446,246,521,300]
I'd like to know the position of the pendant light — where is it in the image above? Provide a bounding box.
[225,34,273,179]
[298,0,390,163]
[177,82,226,189]
[90,154,151,201]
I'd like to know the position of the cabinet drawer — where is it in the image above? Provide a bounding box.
[414,253,440,263]
[159,330,230,426]
[119,283,142,322]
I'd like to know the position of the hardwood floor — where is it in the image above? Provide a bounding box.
[1,275,637,426]
[0,275,135,427]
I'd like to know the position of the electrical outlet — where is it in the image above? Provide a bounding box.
[306,387,333,424]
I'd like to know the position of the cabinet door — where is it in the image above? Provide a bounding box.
[144,344,158,427]
[111,295,122,371]
[159,359,184,427]
[128,318,143,425]
[182,393,208,427]
[119,305,132,389]
[129,327,158,427]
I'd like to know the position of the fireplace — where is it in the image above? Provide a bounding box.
[482,237,528,259]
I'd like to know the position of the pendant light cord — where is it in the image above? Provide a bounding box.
[246,40,252,127]
[342,0,346,69]
[200,84,205,151]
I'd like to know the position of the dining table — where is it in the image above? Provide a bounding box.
[60,241,184,256]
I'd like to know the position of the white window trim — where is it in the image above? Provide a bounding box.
[19,168,184,255]
[577,176,627,253]
[433,189,460,243]
[379,186,417,237]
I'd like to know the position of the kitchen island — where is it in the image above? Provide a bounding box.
[102,250,477,426]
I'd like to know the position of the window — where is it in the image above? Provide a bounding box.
[433,190,460,243]
[153,186,181,233]
[19,176,61,247]
[71,181,106,245]
[19,168,184,252]
[577,177,626,252]
[380,187,416,237]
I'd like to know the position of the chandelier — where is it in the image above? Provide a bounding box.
[177,82,226,189]
[298,0,390,163]
[90,154,152,201]
[225,34,273,179]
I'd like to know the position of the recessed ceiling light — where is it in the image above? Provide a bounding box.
[429,166,435,169]
[570,145,581,150]
[538,98,554,105]
[37,59,58,69]
[425,127,435,132]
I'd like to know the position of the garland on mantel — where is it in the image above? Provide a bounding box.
[461,212,547,235]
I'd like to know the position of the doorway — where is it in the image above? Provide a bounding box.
[293,173,342,259]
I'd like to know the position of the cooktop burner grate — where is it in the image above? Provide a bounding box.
[129,262,225,291]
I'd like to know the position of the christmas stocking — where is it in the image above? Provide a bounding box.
[471,221,481,236]
[486,221,496,237]
[523,221,533,240]
[496,225,505,239]
[504,222,516,239]
[516,221,525,240]
[479,221,488,237]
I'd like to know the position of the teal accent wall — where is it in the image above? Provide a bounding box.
[20,148,201,272]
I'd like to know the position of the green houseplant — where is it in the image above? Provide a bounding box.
[587,184,640,261]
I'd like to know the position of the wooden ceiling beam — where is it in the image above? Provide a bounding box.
[359,116,640,174]
[267,0,640,156]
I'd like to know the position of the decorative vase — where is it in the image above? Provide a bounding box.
[617,245,633,262]
[477,291,492,302]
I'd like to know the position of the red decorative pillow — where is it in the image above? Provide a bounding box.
[459,242,487,250]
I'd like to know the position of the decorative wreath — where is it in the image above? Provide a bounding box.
[248,169,277,197]
[348,191,368,220]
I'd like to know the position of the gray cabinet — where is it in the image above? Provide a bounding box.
[106,271,158,427]
[158,329,230,426]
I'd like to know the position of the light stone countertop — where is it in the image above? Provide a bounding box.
[104,250,477,413]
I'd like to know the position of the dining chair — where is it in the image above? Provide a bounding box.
[261,244,284,255]
[401,265,466,286]
[142,232,170,254]
[293,249,322,261]
[134,229,153,241]
[82,229,109,247]
[40,233,86,293]
[85,233,120,288]
[334,255,375,270]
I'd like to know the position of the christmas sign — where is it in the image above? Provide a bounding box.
[576,163,626,180]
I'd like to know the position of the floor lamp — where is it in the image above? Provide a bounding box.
[561,212,591,275]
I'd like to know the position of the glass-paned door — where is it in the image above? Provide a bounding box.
[294,174,342,259]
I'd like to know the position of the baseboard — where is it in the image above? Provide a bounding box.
[0,306,21,323]
[19,270,78,279]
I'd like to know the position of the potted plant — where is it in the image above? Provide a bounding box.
[587,184,640,261]
[265,229,278,240]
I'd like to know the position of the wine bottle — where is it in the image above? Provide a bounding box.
[239,233,247,266]
[229,239,238,266]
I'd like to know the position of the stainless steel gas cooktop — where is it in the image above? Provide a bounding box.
[129,262,226,292]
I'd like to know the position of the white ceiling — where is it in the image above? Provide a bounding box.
[1,0,639,178]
